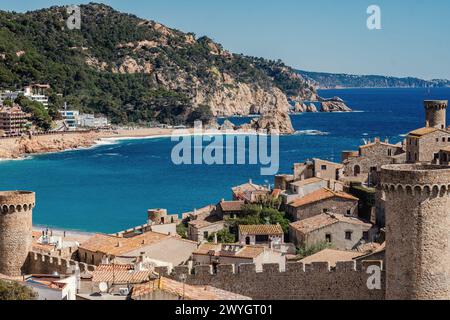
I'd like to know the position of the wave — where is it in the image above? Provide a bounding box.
[294,130,330,136]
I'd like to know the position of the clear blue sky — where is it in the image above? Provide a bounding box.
[1,0,450,79]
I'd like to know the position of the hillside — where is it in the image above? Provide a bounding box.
[298,70,450,89]
[0,3,317,125]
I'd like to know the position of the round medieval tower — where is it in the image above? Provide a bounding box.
[0,191,35,277]
[381,164,450,300]
[424,100,447,130]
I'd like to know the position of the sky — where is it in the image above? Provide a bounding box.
[1,0,450,80]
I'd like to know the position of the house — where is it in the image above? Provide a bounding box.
[216,200,245,219]
[78,231,197,267]
[0,104,30,136]
[188,216,226,243]
[286,188,359,221]
[342,138,405,184]
[238,224,284,247]
[436,146,450,165]
[132,277,251,300]
[289,213,375,251]
[406,127,450,163]
[192,243,285,272]
[22,274,77,300]
[293,158,343,182]
[282,177,328,204]
[231,180,270,202]
[299,249,365,267]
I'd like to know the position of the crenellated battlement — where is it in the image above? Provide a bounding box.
[381,183,450,197]
[25,252,96,275]
[154,260,385,300]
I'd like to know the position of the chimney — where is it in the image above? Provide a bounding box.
[385,138,389,144]
[214,233,218,245]
[117,241,122,248]
[249,179,253,184]
[374,137,380,143]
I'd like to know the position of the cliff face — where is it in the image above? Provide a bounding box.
[0,3,316,125]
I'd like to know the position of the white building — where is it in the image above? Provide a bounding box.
[59,109,80,130]
[78,113,108,128]
[0,84,50,107]
[23,275,77,300]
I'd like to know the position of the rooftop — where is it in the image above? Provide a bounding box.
[289,188,358,208]
[408,127,448,137]
[290,177,325,188]
[299,249,365,267]
[80,232,172,256]
[290,214,372,234]
[218,200,245,212]
[92,267,154,284]
[231,180,268,193]
[193,243,267,259]
[132,277,251,300]
[239,224,284,236]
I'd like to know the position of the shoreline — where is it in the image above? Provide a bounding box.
[0,127,283,161]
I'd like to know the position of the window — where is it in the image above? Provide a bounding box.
[447,137,450,142]
[388,149,392,156]
[434,153,439,160]
[436,138,439,142]
[321,165,327,171]
[363,232,369,241]
[325,234,332,243]
[345,231,353,240]
[203,231,209,239]
[346,209,351,216]
[323,208,329,213]
[443,138,446,143]
[256,235,269,243]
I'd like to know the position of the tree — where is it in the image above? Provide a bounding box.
[0,280,37,300]
[208,229,236,244]
[296,242,332,259]
[15,96,53,131]
[176,222,188,239]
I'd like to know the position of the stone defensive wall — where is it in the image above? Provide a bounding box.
[25,252,96,275]
[156,261,386,300]
[381,164,450,192]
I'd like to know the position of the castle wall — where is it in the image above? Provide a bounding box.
[25,252,95,275]
[156,261,385,300]
[0,191,35,276]
[381,164,450,300]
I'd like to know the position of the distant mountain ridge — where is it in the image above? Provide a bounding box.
[297,70,450,89]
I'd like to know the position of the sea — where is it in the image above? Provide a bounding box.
[0,88,449,233]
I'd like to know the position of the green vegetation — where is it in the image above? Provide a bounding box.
[0,3,314,126]
[296,242,332,259]
[15,96,52,130]
[228,204,291,234]
[207,229,236,244]
[176,222,188,239]
[0,280,37,300]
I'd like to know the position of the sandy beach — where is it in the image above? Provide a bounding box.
[0,128,179,160]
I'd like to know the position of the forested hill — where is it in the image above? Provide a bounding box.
[297,70,450,89]
[0,3,316,125]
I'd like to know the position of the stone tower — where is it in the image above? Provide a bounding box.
[0,191,35,277]
[424,100,447,129]
[381,164,450,300]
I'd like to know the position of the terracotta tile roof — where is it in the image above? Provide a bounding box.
[289,188,358,208]
[239,224,284,236]
[188,215,223,229]
[290,214,372,234]
[440,146,450,153]
[96,264,133,271]
[219,201,245,212]
[132,277,251,300]
[313,158,344,168]
[408,127,445,137]
[271,189,282,198]
[92,269,154,284]
[80,232,171,256]
[300,249,364,267]
[359,141,402,149]
[231,246,265,259]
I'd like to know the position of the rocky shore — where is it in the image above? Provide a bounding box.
[292,96,352,113]
[0,128,174,160]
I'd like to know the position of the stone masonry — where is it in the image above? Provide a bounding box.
[0,191,35,277]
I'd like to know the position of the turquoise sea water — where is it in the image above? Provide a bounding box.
[1,88,450,233]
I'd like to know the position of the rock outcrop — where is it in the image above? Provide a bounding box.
[321,100,352,112]
[239,110,295,135]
